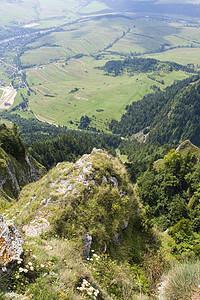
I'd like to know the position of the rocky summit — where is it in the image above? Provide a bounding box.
[9,148,140,254]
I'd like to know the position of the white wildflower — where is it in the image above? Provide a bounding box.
[19,267,24,273]
[83,279,88,284]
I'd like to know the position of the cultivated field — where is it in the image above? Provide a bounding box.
[26,55,190,130]
[1,12,200,129]
[143,47,200,66]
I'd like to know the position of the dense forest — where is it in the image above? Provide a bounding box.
[98,57,194,76]
[138,140,200,259]
[28,131,121,170]
[109,75,200,146]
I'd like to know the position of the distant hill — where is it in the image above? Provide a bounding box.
[109,75,200,146]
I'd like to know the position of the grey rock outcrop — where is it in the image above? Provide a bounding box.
[0,215,24,271]
[83,233,92,258]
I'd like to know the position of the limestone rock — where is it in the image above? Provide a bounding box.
[0,215,24,270]
[83,233,92,258]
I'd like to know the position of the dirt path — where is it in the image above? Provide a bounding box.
[0,86,17,109]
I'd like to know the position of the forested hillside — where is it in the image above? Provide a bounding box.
[138,140,200,258]
[109,75,200,146]
[99,57,193,77]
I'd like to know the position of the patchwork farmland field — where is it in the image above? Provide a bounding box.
[1,10,200,130]
[143,47,200,67]
[25,55,190,130]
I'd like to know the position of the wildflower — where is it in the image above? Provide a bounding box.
[16,275,19,279]
[83,279,88,284]
[90,258,93,261]
[23,268,28,273]
[93,254,98,258]
[91,249,94,252]
[19,267,24,273]
[28,262,33,266]
[17,260,22,264]
[30,266,34,271]
[40,264,45,268]
[32,255,36,258]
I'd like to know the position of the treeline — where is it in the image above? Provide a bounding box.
[28,132,121,170]
[98,57,194,76]
[0,112,68,144]
[109,75,200,146]
[119,139,173,182]
[138,143,200,258]
[0,123,25,160]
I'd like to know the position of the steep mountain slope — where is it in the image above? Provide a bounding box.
[0,124,46,198]
[137,140,200,258]
[10,148,152,258]
[109,75,200,146]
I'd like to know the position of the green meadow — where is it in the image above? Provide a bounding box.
[2,13,200,130]
[25,55,190,130]
[143,47,200,67]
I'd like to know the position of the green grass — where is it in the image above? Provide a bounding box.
[158,261,200,300]
[25,55,190,130]
[143,47,200,66]
[22,19,126,67]
[18,17,195,130]
[2,16,200,126]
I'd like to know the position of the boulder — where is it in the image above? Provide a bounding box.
[0,215,24,271]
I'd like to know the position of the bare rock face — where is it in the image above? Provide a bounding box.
[0,215,24,271]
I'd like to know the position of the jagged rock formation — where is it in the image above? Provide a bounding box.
[0,215,24,271]
[176,139,200,157]
[0,146,45,199]
[9,148,141,256]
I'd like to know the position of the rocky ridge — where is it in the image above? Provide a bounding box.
[0,146,45,199]
[7,148,139,254]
